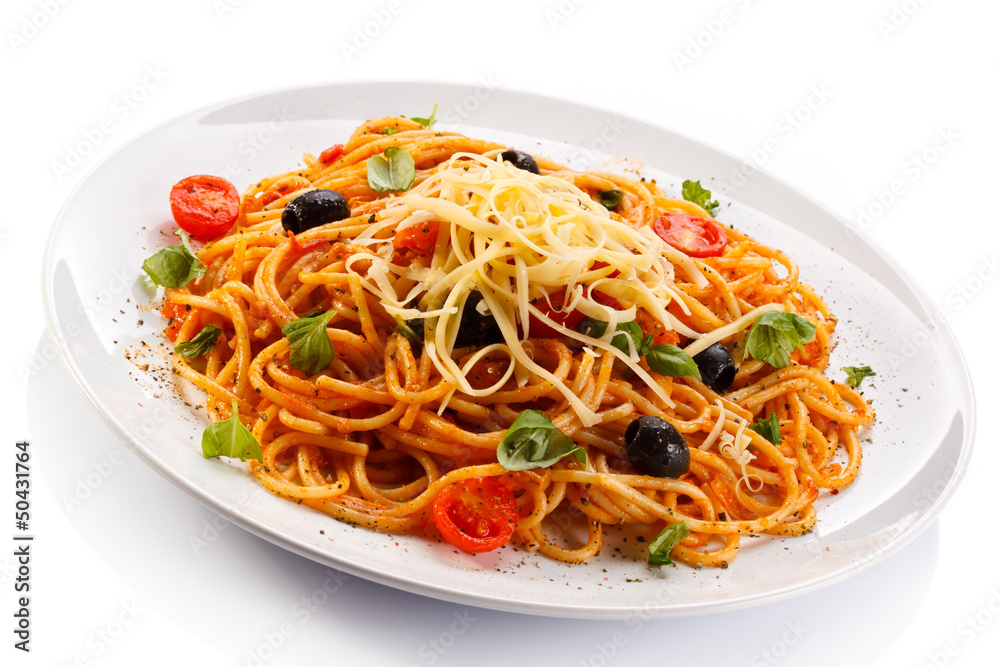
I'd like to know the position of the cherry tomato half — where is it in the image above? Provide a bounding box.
[161,301,189,343]
[527,293,586,338]
[393,220,440,254]
[432,477,518,553]
[318,143,345,165]
[169,175,240,240]
[635,308,681,347]
[653,213,728,258]
[465,356,511,390]
[528,291,625,338]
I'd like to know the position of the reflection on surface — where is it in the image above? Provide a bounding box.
[31,332,936,666]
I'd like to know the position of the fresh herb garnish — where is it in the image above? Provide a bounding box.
[367,147,416,192]
[281,310,336,375]
[174,324,222,359]
[381,126,398,136]
[609,320,647,356]
[742,311,817,369]
[497,410,587,471]
[395,316,424,351]
[410,104,438,128]
[142,229,206,288]
[578,316,609,339]
[645,344,702,379]
[681,179,719,215]
[201,400,262,462]
[842,365,876,388]
[749,413,782,445]
[598,189,624,210]
[648,521,690,567]
[578,318,700,379]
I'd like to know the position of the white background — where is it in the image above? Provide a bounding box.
[3,1,998,665]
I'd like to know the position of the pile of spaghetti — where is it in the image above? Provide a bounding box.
[155,116,874,568]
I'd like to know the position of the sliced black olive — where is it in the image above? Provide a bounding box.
[499,149,540,175]
[693,342,737,394]
[454,291,504,348]
[281,189,351,234]
[624,416,690,478]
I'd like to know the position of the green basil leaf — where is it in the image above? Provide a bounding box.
[645,344,702,379]
[581,318,701,379]
[381,126,398,136]
[497,409,587,471]
[580,318,651,357]
[579,317,609,339]
[410,104,438,128]
[281,310,336,375]
[142,229,206,288]
[598,189,624,210]
[648,521,691,567]
[749,413,782,445]
[681,179,719,215]
[743,311,817,369]
[202,400,262,462]
[174,324,222,359]
[395,316,424,352]
[611,320,646,356]
[842,365,876,388]
[367,146,416,193]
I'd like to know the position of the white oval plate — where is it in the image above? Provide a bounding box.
[43,82,975,619]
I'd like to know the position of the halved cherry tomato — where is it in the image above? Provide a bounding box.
[161,301,189,343]
[393,220,440,254]
[653,213,727,258]
[528,291,624,338]
[527,292,586,338]
[318,143,345,165]
[635,308,681,347]
[432,477,518,553]
[169,175,240,240]
[465,356,511,390]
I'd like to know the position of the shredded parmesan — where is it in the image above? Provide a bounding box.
[348,152,704,426]
[717,417,763,493]
[683,303,784,358]
[699,399,729,451]
[699,399,764,492]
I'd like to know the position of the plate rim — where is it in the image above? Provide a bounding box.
[41,79,977,619]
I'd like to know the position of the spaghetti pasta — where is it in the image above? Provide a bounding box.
[154,115,874,568]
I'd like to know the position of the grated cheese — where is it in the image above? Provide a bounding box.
[348,152,710,426]
[683,303,784,358]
